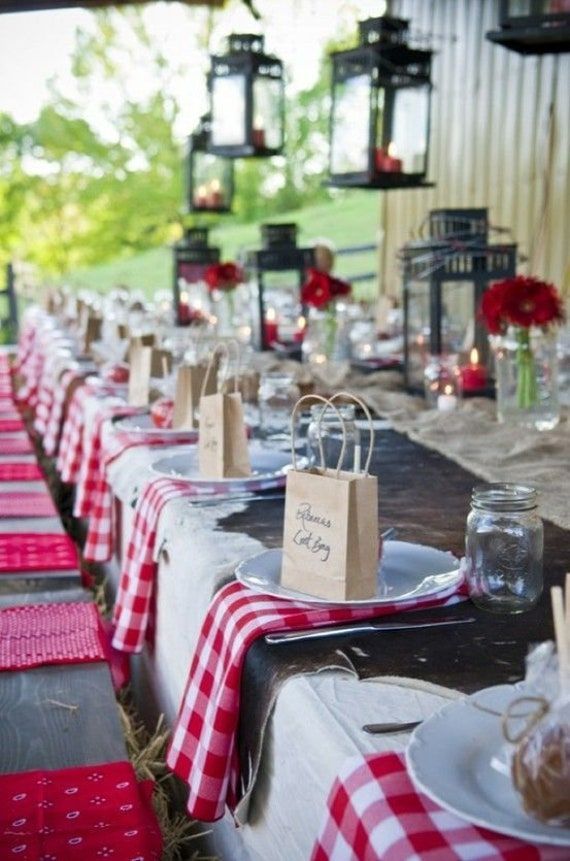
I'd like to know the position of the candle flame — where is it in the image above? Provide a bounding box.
[387,141,397,158]
[444,384,453,395]
[266,307,276,322]
[297,315,306,331]
[180,291,189,304]
[470,347,479,365]
[197,185,207,196]
[210,178,221,192]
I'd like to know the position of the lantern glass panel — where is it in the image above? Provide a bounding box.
[406,281,430,389]
[391,84,430,174]
[252,76,283,149]
[331,74,371,175]
[211,74,246,147]
[506,0,567,18]
[192,152,232,210]
[441,281,475,353]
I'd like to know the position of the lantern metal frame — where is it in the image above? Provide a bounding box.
[208,33,285,158]
[187,114,234,214]
[400,208,518,393]
[172,227,220,325]
[487,1,570,54]
[328,16,434,190]
[246,223,315,350]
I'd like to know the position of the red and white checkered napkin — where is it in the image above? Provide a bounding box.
[43,368,83,456]
[33,360,57,437]
[15,339,44,408]
[56,383,110,483]
[166,579,466,823]
[311,752,566,861]
[112,472,290,653]
[83,425,197,563]
[73,404,140,520]
[0,601,107,671]
[0,491,56,518]
[0,533,77,572]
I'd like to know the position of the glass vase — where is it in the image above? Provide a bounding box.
[492,326,560,431]
[302,306,350,366]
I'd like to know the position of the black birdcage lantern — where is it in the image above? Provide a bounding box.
[172,228,220,325]
[400,209,518,392]
[487,1,570,54]
[329,16,433,189]
[246,224,315,350]
[187,115,234,214]
[208,34,285,158]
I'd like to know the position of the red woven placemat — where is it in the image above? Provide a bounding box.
[0,760,163,859]
[0,418,24,433]
[0,602,107,670]
[0,492,57,518]
[0,435,34,455]
[0,462,43,482]
[0,533,77,572]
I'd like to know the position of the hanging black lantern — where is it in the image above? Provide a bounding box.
[328,16,433,190]
[487,1,570,54]
[247,224,315,350]
[400,208,518,392]
[172,228,220,325]
[208,34,285,158]
[187,115,234,214]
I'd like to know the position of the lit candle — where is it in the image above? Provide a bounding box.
[252,116,266,149]
[437,384,458,413]
[375,141,403,173]
[293,315,306,343]
[194,184,208,207]
[460,347,488,392]
[207,178,223,209]
[264,307,279,345]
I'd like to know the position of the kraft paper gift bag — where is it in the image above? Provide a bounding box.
[198,343,251,479]
[281,393,379,602]
[172,361,217,431]
[128,343,152,407]
[150,348,173,378]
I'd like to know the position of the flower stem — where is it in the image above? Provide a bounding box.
[515,327,538,410]
[324,303,338,359]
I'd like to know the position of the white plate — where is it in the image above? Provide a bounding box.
[235,541,461,606]
[150,446,300,489]
[407,683,570,847]
[113,413,198,442]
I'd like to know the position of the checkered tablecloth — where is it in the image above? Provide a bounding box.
[43,368,83,456]
[166,579,466,823]
[83,425,197,563]
[311,752,567,861]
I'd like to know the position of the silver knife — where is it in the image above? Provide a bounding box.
[264,615,476,644]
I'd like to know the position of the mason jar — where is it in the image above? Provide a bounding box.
[307,403,361,473]
[465,484,543,614]
[258,372,300,441]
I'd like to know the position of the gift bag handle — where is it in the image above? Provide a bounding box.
[200,340,241,397]
[290,394,348,476]
[327,391,375,475]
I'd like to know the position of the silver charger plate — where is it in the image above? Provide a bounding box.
[150,445,302,488]
[113,412,198,442]
[235,541,461,606]
[407,683,570,847]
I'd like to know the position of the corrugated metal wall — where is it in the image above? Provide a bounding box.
[380,0,570,298]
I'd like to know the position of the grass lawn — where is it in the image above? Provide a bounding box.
[66,191,382,301]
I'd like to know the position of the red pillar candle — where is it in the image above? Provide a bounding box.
[264,308,279,345]
[375,142,403,173]
[461,348,488,392]
[293,315,306,344]
[207,179,223,209]
[252,126,266,149]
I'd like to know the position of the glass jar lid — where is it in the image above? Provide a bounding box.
[471,483,538,513]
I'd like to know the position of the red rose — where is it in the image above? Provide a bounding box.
[480,276,564,333]
[102,362,129,384]
[150,398,174,429]
[301,269,351,309]
[178,303,207,326]
[204,262,244,292]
